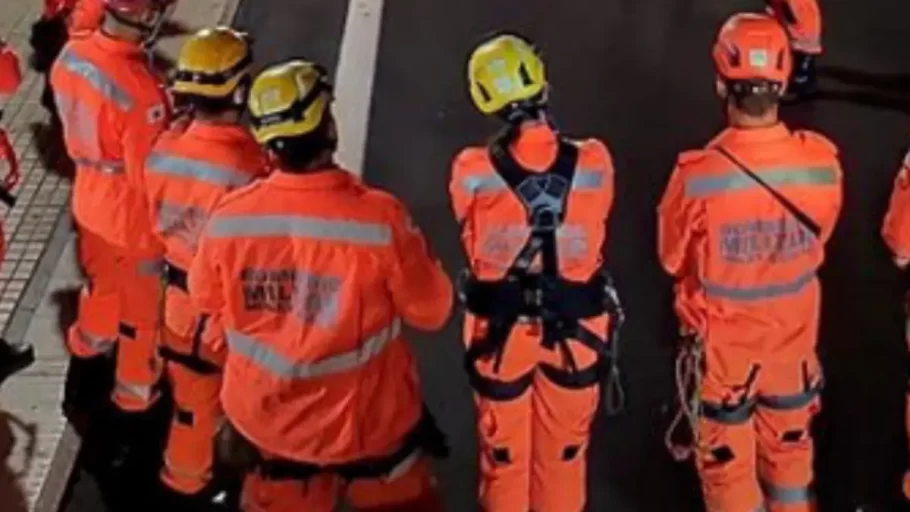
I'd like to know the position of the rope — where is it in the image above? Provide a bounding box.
[665,334,703,461]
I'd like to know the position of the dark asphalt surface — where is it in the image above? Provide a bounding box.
[58,0,910,511]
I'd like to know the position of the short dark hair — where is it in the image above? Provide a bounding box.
[728,79,782,117]
[267,117,334,171]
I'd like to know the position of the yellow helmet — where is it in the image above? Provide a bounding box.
[467,33,547,116]
[172,27,252,98]
[248,60,333,145]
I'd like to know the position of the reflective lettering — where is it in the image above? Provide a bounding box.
[719,218,813,264]
[240,268,341,327]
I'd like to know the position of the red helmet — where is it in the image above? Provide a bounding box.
[712,12,792,84]
[103,0,173,16]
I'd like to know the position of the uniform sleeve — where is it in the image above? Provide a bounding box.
[188,227,226,318]
[123,85,169,193]
[657,156,702,278]
[883,152,910,263]
[819,154,843,245]
[385,199,453,331]
[448,149,475,224]
[584,139,615,222]
[0,43,22,97]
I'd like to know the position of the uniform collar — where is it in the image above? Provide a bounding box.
[512,122,558,153]
[267,167,354,190]
[711,122,791,147]
[92,31,144,56]
[185,121,251,142]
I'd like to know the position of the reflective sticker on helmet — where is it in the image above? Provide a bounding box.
[258,88,282,111]
[749,49,769,68]
[487,58,516,95]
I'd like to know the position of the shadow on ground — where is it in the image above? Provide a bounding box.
[0,410,36,512]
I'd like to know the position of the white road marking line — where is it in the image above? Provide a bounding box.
[334,0,385,176]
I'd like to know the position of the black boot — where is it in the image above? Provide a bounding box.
[156,480,240,512]
[0,338,35,387]
[785,51,818,101]
[62,353,115,428]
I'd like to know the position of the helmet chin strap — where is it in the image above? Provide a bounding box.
[107,6,167,60]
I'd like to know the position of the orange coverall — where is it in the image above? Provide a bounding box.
[767,0,822,55]
[449,123,615,512]
[880,148,910,499]
[50,32,170,412]
[189,167,454,512]
[0,41,21,257]
[658,123,842,512]
[144,120,268,495]
[0,42,21,97]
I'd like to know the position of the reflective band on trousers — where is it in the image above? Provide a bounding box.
[225,318,402,379]
[115,381,153,402]
[684,166,837,198]
[57,49,134,111]
[384,446,421,482]
[461,169,604,194]
[701,271,815,301]
[146,152,253,188]
[72,157,125,174]
[79,328,116,353]
[206,215,392,246]
[761,481,812,504]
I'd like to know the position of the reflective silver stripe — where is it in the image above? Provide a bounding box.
[72,157,125,174]
[754,505,767,512]
[115,381,153,402]
[462,169,603,194]
[384,447,421,482]
[761,482,812,504]
[571,170,603,189]
[206,215,392,246]
[226,318,402,379]
[78,328,115,353]
[685,166,837,198]
[462,174,506,194]
[58,48,134,110]
[146,152,253,187]
[137,258,164,276]
[702,271,815,301]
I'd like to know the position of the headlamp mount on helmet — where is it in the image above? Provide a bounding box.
[726,78,784,98]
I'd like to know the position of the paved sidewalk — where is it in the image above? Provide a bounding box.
[0,1,239,511]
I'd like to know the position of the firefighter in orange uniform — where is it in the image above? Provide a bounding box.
[32,0,106,123]
[659,13,842,512]
[144,27,266,506]
[766,0,822,98]
[189,59,453,512]
[0,41,34,386]
[881,137,910,502]
[50,0,174,426]
[449,33,624,512]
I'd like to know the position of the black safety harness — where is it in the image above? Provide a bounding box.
[158,260,220,375]
[248,406,449,482]
[457,136,625,411]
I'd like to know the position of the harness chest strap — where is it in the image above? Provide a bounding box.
[460,137,621,402]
